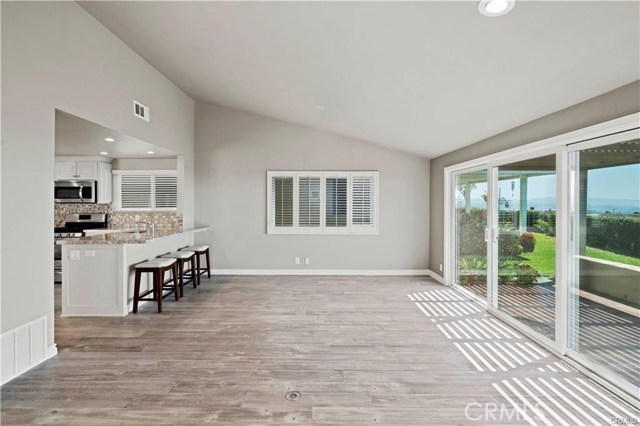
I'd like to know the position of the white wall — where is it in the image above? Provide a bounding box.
[1,2,195,348]
[195,102,430,271]
[112,158,178,170]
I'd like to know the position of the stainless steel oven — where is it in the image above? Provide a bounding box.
[54,180,97,203]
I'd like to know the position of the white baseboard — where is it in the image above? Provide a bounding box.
[210,269,431,276]
[1,316,57,386]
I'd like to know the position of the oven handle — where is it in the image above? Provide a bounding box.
[79,185,84,202]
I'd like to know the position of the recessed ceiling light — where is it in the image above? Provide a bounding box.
[146,151,155,154]
[104,137,115,142]
[316,105,325,111]
[100,151,109,155]
[478,0,515,17]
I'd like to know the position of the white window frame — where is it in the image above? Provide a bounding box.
[112,170,178,212]
[266,171,379,235]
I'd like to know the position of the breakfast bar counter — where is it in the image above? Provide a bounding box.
[59,226,209,316]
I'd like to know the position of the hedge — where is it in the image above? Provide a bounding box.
[586,215,640,258]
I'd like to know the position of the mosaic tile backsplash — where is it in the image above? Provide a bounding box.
[55,203,182,230]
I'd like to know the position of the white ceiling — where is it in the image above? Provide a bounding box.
[55,110,176,158]
[79,1,640,158]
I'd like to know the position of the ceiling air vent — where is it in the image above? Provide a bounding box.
[133,100,150,122]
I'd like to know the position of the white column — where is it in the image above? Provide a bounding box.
[464,182,472,213]
[519,177,528,233]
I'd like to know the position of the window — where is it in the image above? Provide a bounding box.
[113,170,178,211]
[267,171,379,234]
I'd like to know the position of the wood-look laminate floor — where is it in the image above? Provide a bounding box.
[1,276,638,425]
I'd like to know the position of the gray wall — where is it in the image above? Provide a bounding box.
[1,2,195,345]
[195,102,430,270]
[429,81,640,278]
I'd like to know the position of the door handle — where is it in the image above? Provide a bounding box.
[484,228,490,242]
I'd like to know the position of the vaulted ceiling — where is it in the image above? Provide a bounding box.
[79,1,640,158]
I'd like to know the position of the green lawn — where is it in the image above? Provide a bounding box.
[584,246,640,267]
[517,232,640,277]
[517,233,556,277]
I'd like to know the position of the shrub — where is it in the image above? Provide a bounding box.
[498,260,540,285]
[458,255,487,271]
[519,232,536,253]
[498,232,523,257]
[457,209,487,256]
[535,211,556,237]
[586,215,640,258]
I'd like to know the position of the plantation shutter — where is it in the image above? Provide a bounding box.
[119,174,152,209]
[352,175,375,226]
[272,176,294,227]
[325,177,348,228]
[113,171,178,211]
[154,175,178,209]
[298,176,321,227]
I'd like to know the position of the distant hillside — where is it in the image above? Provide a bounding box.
[459,197,640,214]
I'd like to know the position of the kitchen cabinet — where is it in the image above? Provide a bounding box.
[97,162,112,203]
[55,159,98,180]
[55,161,79,180]
[55,157,112,203]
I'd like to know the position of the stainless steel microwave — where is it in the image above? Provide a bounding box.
[54,180,97,203]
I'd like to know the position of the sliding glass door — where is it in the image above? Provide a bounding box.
[448,125,640,397]
[454,169,489,301]
[568,136,640,390]
[496,155,557,341]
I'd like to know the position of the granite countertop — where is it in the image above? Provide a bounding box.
[57,226,209,245]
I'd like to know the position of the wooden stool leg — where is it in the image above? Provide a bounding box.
[133,269,142,313]
[195,254,201,282]
[155,271,162,313]
[191,257,198,288]
[205,249,211,278]
[172,264,179,301]
[178,260,184,297]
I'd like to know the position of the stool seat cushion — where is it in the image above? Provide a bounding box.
[183,245,209,252]
[136,258,177,269]
[162,251,195,259]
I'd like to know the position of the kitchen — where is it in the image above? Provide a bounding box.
[53,110,208,316]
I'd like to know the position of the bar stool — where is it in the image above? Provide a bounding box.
[179,244,211,281]
[133,258,179,313]
[161,250,197,297]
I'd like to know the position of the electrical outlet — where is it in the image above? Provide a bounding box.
[84,250,95,257]
[304,257,310,265]
[69,250,81,261]
[439,264,443,272]
[294,257,300,265]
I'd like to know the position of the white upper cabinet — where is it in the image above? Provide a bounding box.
[55,161,78,180]
[55,158,101,181]
[76,161,98,180]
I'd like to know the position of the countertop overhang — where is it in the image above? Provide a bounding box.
[57,226,209,245]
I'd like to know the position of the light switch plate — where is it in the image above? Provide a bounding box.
[84,250,96,257]
[69,250,81,261]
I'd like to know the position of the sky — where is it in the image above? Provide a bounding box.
[587,164,639,200]
[456,164,640,212]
